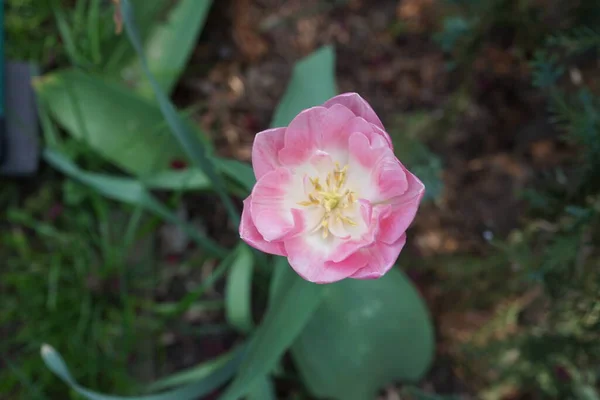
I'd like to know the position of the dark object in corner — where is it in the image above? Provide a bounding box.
[0,62,40,176]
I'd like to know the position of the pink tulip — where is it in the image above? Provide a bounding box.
[239,93,425,283]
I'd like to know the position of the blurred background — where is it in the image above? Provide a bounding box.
[2,0,600,399]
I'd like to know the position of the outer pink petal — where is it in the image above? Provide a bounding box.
[319,104,356,150]
[239,197,286,256]
[279,106,327,166]
[378,168,425,244]
[252,127,286,181]
[323,93,384,130]
[372,156,409,202]
[348,234,407,279]
[284,235,365,284]
[250,168,303,241]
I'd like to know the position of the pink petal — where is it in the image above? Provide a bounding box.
[239,197,286,256]
[250,168,303,241]
[319,103,356,150]
[284,235,365,284]
[279,106,327,166]
[371,124,394,149]
[348,131,388,170]
[377,168,425,244]
[348,234,407,279]
[323,93,384,130]
[252,127,286,180]
[372,157,409,202]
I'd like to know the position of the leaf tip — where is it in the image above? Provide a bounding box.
[40,344,55,358]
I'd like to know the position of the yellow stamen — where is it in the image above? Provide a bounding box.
[298,163,357,238]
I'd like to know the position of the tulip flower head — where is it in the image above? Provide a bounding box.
[240,93,425,283]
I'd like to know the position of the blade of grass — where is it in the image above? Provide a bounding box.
[41,344,241,400]
[120,0,240,226]
[87,0,102,64]
[44,148,227,258]
[51,0,89,67]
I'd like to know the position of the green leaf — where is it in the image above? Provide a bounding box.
[34,70,191,177]
[43,148,226,258]
[41,344,238,400]
[219,265,326,400]
[125,0,213,97]
[148,346,246,392]
[247,377,276,400]
[290,268,435,400]
[270,45,336,127]
[225,245,255,334]
[121,0,239,226]
[103,0,168,73]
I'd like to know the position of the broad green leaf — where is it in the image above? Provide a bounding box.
[148,346,246,392]
[121,0,239,225]
[290,268,435,400]
[219,265,326,400]
[225,245,255,334]
[44,148,226,258]
[271,45,336,127]
[125,0,213,97]
[34,70,190,176]
[41,344,238,400]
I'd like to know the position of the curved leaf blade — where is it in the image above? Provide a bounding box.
[41,344,240,400]
[44,148,226,258]
[219,265,326,400]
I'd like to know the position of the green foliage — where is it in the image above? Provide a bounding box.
[289,268,434,400]
[0,181,147,398]
[5,0,57,61]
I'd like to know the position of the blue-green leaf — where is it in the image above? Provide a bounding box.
[41,344,239,400]
[290,268,435,400]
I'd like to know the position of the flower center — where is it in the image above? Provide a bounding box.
[298,163,357,238]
